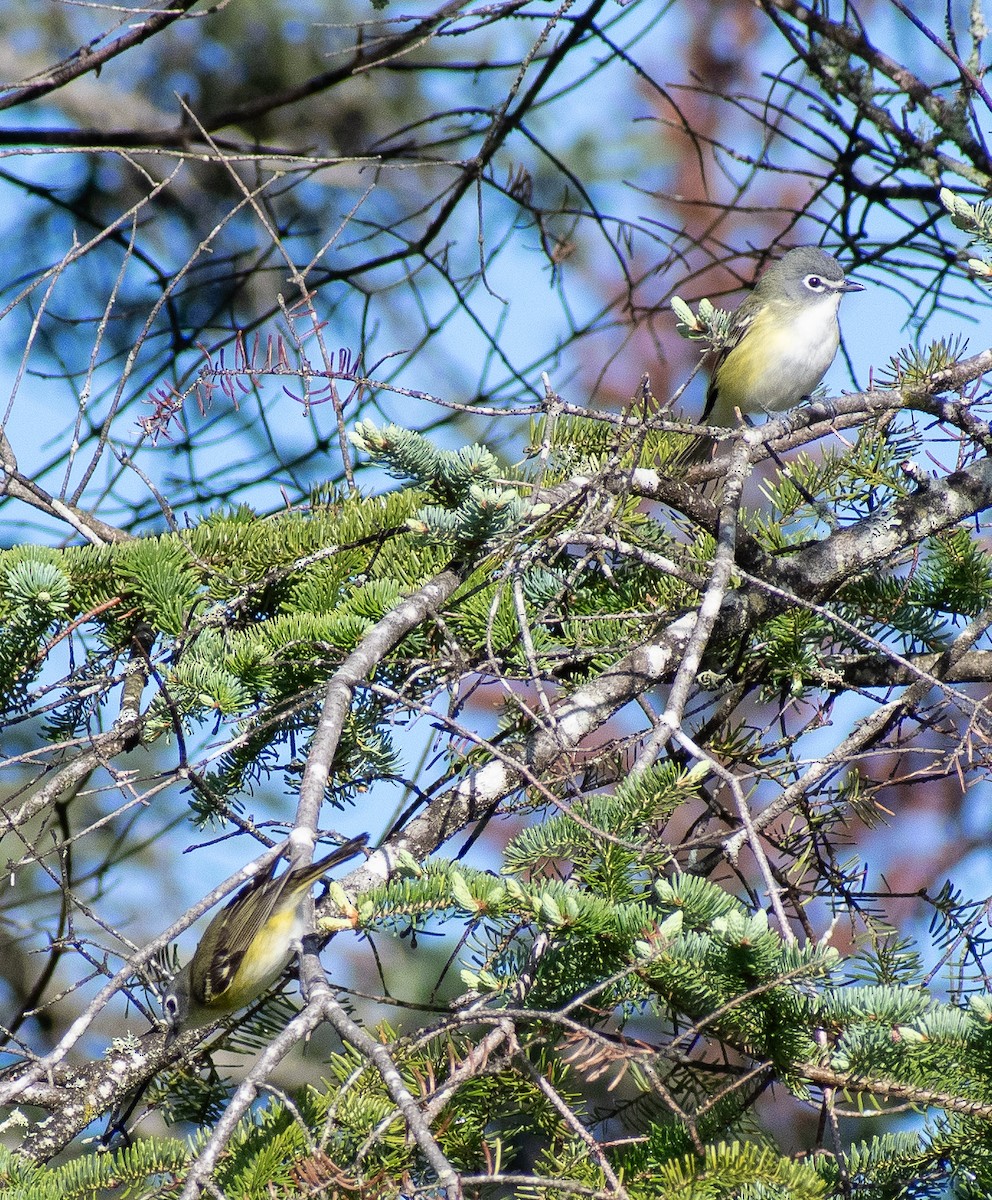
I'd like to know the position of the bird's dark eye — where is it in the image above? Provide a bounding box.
[805,274,824,290]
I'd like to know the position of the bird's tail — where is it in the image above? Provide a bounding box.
[295,833,369,887]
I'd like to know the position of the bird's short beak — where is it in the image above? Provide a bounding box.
[841,280,865,292]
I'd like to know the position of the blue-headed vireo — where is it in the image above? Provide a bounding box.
[162,833,368,1034]
[677,246,863,463]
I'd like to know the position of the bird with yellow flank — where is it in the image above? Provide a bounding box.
[675,246,863,465]
[163,833,368,1035]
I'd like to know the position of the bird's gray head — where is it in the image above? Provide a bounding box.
[162,964,191,1034]
[755,246,863,307]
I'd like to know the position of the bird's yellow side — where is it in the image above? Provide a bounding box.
[214,903,303,1012]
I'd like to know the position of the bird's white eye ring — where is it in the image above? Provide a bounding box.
[804,274,824,290]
